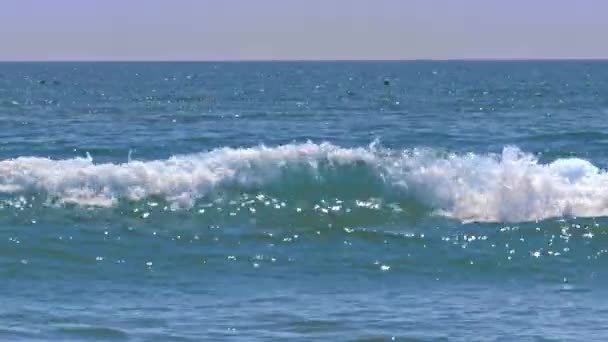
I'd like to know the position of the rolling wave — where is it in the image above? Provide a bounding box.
[1,142,607,223]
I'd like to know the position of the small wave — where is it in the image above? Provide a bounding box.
[1,142,608,223]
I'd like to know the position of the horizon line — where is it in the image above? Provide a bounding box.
[1,57,608,63]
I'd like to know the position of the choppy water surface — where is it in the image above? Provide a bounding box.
[2,61,608,341]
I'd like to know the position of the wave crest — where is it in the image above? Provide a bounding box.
[1,142,607,223]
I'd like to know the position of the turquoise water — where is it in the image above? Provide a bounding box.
[2,61,608,341]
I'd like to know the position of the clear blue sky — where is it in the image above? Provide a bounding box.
[1,0,606,61]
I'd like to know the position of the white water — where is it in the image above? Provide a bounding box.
[1,142,607,223]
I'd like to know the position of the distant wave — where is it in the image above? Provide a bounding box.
[1,142,607,223]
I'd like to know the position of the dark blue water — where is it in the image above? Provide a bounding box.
[2,61,608,341]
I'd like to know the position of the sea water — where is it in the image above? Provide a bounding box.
[1,61,608,341]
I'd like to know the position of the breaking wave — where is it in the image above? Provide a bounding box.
[1,142,607,223]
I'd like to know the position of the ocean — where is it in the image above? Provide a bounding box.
[1,61,608,341]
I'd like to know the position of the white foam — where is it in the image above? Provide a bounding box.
[386,146,608,223]
[1,143,608,223]
[0,143,376,209]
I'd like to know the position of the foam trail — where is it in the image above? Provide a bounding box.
[0,143,377,208]
[1,142,608,223]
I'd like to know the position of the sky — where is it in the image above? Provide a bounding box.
[0,0,606,61]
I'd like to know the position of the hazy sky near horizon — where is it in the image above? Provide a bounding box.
[0,0,606,61]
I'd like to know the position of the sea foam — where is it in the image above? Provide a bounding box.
[1,142,607,223]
